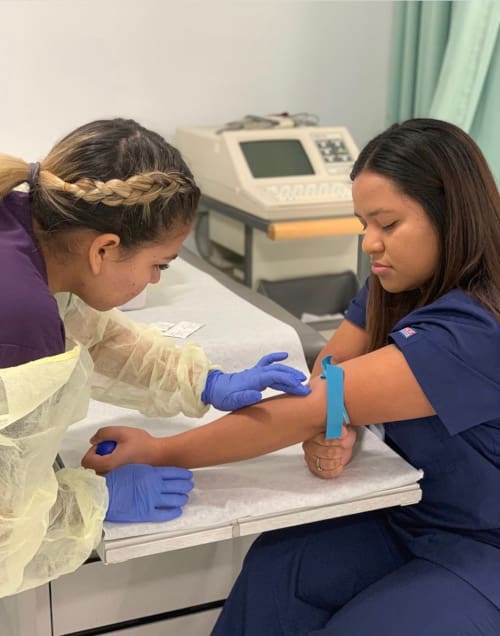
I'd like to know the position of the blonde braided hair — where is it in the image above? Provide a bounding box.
[49,170,195,207]
[0,119,201,249]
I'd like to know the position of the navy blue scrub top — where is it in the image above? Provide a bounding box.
[345,281,500,609]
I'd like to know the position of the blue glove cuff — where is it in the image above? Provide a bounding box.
[320,355,350,439]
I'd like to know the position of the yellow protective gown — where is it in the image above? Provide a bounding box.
[59,293,212,418]
[0,293,212,597]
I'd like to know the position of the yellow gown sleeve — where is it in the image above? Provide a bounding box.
[57,293,213,418]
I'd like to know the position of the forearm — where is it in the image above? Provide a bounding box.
[153,382,327,468]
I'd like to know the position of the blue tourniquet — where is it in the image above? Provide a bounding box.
[321,355,350,439]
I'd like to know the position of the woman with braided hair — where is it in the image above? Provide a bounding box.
[0,118,310,596]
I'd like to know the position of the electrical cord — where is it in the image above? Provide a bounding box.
[217,112,319,133]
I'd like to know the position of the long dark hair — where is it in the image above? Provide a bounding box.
[0,118,200,249]
[350,118,500,351]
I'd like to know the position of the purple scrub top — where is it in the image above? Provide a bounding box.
[0,191,65,367]
[345,280,500,609]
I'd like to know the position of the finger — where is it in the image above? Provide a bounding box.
[256,352,288,366]
[160,478,194,494]
[81,449,114,474]
[82,440,131,471]
[89,426,126,445]
[304,455,347,472]
[270,382,311,396]
[303,434,343,448]
[304,456,344,480]
[263,373,309,389]
[158,467,193,481]
[315,466,345,480]
[303,438,344,455]
[260,364,306,380]
[158,493,190,507]
[304,446,343,465]
[315,456,343,472]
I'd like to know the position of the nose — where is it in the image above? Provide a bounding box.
[361,226,384,256]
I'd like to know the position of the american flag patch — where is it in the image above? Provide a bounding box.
[399,327,416,338]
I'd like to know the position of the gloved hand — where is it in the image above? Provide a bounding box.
[201,352,310,411]
[105,464,194,523]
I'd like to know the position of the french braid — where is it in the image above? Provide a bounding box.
[25,118,200,249]
[55,171,195,207]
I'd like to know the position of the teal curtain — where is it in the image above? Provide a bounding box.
[388,1,500,181]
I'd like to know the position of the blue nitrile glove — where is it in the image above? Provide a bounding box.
[105,464,194,523]
[201,352,310,411]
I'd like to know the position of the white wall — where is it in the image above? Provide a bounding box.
[0,0,394,159]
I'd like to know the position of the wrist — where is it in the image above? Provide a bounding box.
[152,434,191,467]
[308,376,329,434]
[146,435,169,466]
[201,369,222,405]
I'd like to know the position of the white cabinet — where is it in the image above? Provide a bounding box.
[50,537,253,635]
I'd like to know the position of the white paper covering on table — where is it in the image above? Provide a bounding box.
[61,401,422,542]
[123,257,310,375]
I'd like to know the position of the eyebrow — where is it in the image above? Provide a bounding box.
[353,208,396,219]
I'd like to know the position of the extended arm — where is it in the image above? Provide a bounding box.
[83,339,435,473]
[83,379,327,471]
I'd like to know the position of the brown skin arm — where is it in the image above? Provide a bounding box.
[82,336,435,474]
[340,343,435,425]
[82,379,328,472]
[310,319,370,377]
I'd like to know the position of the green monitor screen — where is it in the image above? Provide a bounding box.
[240,140,315,178]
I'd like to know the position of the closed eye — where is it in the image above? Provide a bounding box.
[157,264,170,271]
[381,221,397,231]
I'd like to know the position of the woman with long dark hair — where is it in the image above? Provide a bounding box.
[86,119,500,635]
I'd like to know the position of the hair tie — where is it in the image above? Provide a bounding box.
[28,162,41,189]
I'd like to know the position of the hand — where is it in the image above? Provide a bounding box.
[82,426,157,474]
[105,463,193,523]
[302,425,357,480]
[201,352,311,411]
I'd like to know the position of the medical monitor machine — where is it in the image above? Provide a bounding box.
[175,126,359,221]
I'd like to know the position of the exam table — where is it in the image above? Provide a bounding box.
[1,250,422,636]
[179,247,327,370]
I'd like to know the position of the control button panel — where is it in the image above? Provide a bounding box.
[315,135,353,164]
[262,181,352,204]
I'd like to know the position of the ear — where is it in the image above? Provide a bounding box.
[88,234,121,275]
